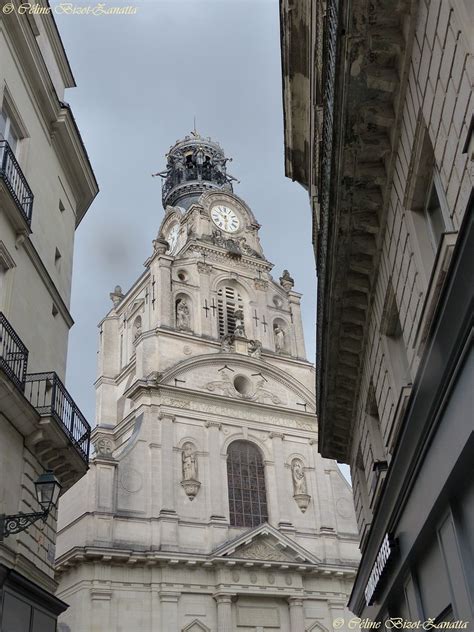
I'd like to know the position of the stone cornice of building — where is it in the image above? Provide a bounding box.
[316,0,414,463]
[51,104,98,225]
[55,545,358,578]
[184,242,273,273]
[279,0,311,186]
[125,383,317,432]
[23,237,74,328]
[2,8,98,221]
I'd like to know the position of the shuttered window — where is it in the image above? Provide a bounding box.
[217,286,243,337]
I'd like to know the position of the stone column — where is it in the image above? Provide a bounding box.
[288,597,305,632]
[206,421,225,520]
[270,432,292,528]
[159,592,180,632]
[213,593,234,632]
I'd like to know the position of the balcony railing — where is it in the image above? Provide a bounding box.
[0,312,29,391]
[0,140,34,226]
[24,372,91,463]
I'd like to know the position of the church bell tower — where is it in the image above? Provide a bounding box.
[55,133,359,632]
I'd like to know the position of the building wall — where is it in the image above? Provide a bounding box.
[348,0,472,545]
[0,7,97,630]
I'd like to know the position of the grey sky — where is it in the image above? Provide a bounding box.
[55,1,316,428]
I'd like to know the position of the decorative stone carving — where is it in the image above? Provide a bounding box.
[94,436,114,457]
[181,442,200,500]
[120,466,142,493]
[110,285,124,307]
[254,278,269,290]
[197,261,212,274]
[205,372,281,404]
[153,236,169,255]
[273,324,286,353]
[279,269,294,292]
[250,572,257,584]
[176,298,191,330]
[253,379,281,405]
[291,458,311,513]
[237,540,293,562]
[248,339,262,358]
[220,334,235,352]
[231,570,240,583]
[234,309,246,337]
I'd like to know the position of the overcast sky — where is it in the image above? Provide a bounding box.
[54,1,316,428]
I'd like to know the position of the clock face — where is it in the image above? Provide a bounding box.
[166,223,180,254]
[211,205,240,233]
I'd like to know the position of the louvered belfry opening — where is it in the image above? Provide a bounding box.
[217,286,243,337]
[227,440,268,528]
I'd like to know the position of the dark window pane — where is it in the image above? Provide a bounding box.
[227,440,268,527]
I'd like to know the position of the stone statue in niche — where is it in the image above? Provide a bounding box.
[234,309,246,337]
[273,324,286,353]
[291,458,311,513]
[181,442,200,500]
[176,298,190,330]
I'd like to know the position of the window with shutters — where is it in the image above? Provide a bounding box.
[217,286,243,337]
[227,441,268,528]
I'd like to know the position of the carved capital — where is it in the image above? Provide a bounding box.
[205,421,222,430]
[213,592,235,604]
[158,413,176,422]
[269,432,285,440]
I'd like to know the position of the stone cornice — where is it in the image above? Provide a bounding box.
[317,0,413,463]
[55,545,358,577]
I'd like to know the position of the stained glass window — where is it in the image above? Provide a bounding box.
[227,440,268,527]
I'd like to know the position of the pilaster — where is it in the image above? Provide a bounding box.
[206,421,226,521]
[213,592,234,632]
[270,432,293,529]
[197,261,213,337]
[288,597,306,632]
[159,591,180,632]
[159,413,178,549]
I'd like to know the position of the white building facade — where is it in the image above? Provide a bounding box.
[0,4,98,630]
[56,135,359,632]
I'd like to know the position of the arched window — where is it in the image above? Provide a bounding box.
[227,441,268,527]
[217,286,243,337]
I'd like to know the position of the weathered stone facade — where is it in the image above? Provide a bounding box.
[56,135,360,631]
[0,5,98,630]
[281,0,473,624]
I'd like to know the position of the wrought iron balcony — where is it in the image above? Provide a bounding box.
[24,372,91,463]
[0,139,34,226]
[0,312,29,391]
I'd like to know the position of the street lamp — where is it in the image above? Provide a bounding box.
[0,471,61,541]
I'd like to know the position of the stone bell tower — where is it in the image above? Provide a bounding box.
[55,133,359,632]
